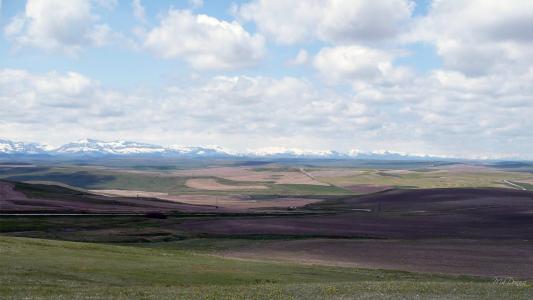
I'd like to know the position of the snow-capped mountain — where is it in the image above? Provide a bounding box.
[0,138,460,160]
[242,148,451,160]
[243,147,345,158]
[0,138,48,154]
[0,138,234,158]
[168,145,234,157]
[351,150,435,160]
[54,139,167,155]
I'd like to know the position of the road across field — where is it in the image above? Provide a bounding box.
[504,180,527,190]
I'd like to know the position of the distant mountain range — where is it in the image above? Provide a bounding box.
[0,138,232,158]
[0,138,470,160]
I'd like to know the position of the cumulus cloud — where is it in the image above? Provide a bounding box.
[0,68,144,143]
[3,0,116,54]
[412,0,533,76]
[143,9,265,70]
[160,75,375,138]
[313,45,412,89]
[1,68,531,159]
[0,69,94,104]
[237,0,414,44]
[0,69,375,150]
[1,1,531,158]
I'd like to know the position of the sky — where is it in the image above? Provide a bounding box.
[0,0,532,159]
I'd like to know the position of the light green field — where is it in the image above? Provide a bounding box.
[2,164,532,196]
[319,169,533,190]
[1,236,532,299]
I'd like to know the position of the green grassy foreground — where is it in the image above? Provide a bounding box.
[1,236,532,299]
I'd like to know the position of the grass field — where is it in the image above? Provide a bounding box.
[1,236,532,299]
[3,163,533,197]
[317,169,533,190]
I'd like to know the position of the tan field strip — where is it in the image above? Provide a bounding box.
[172,167,329,186]
[185,178,267,190]
[88,189,320,209]
[89,189,169,197]
[515,178,533,185]
[162,195,320,209]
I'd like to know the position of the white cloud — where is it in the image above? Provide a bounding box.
[2,1,531,159]
[3,0,115,55]
[314,46,390,82]
[143,9,265,70]
[412,0,533,76]
[0,69,375,150]
[313,45,412,88]
[1,68,531,159]
[237,0,414,44]
[0,69,95,108]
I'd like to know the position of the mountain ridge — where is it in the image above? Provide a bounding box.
[0,138,507,160]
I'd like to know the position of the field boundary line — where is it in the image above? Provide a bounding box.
[299,168,332,186]
[503,180,527,191]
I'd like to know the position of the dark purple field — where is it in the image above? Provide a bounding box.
[220,239,533,279]
[175,188,533,239]
[0,181,223,214]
